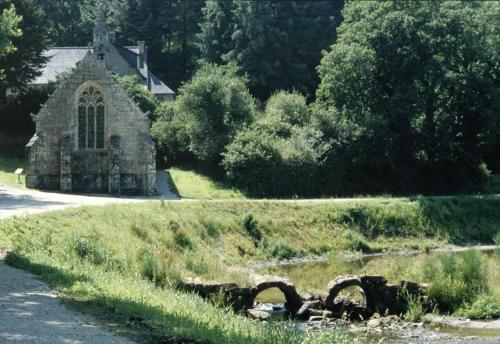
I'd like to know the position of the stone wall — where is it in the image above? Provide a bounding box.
[26,52,156,195]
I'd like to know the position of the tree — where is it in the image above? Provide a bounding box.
[0,2,21,78]
[200,0,343,100]
[118,75,159,121]
[197,0,234,66]
[39,0,90,46]
[317,1,500,192]
[173,63,255,162]
[257,90,310,138]
[112,0,204,90]
[0,0,48,92]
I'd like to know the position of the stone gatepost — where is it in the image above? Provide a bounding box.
[60,135,72,192]
[144,139,157,196]
[109,135,121,195]
[25,134,39,188]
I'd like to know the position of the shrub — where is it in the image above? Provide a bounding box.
[151,102,191,164]
[424,250,488,312]
[260,91,310,138]
[456,294,500,320]
[242,214,262,245]
[200,218,222,238]
[173,228,193,249]
[342,231,371,253]
[268,242,298,260]
[185,255,209,275]
[404,294,425,322]
[118,75,159,121]
[73,235,108,265]
[175,63,255,162]
[222,128,283,196]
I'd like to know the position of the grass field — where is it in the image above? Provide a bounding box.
[0,197,499,341]
[168,167,246,199]
[0,145,25,187]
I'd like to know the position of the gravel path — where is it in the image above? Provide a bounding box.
[0,170,180,220]
[0,263,133,343]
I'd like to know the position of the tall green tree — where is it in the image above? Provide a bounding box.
[112,0,203,89]
[199,0,343,100]
[172,63,255,163]
[317,0,500,192]
[39,0,90,45]
[0,2,21,78]
[0,0,47,92]
[197,0,234,66]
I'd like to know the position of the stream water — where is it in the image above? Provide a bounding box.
[254,249,500,344]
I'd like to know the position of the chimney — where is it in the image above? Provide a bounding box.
[137,41,146,69]
[109,31,116,44]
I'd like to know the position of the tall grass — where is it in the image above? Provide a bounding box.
[0,197,499,340]
[423,250,490,313]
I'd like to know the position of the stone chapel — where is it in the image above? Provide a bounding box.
[25,12,169,195]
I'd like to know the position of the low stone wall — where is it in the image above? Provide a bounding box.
[180,274,428,321]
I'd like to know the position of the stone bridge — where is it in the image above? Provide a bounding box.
[181,274,427,321]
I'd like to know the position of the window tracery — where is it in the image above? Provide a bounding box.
[78,87,105,149]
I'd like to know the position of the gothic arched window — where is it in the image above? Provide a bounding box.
[78,87,105,149]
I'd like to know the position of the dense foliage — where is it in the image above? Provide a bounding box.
[1,0,499,197]
[156,0,500,197]
[0,0,47,133]
[316,0,500,194]
[153,64,255,163]
[0,2,20,75]
[198,0,343,99]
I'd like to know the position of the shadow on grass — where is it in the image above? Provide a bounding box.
[169,163,250,198]
[164,170,180,197]
[4,251,90,288]
[3,251,255,344]
[413,196,500,244]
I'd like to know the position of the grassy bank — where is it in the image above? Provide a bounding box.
[0,197,499,341]
[0,145,25,187]
[168,167,246,199]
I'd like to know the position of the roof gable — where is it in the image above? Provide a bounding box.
[33,45,174,96]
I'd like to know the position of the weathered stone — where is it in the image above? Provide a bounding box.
[249,277,303,314]
[247,308,270,321]
[360,275,387,289]
[225,287,254,311]
[180,281,238,298]
[325,275,363,309]
[26,24,157,196]
[296,300,324,320]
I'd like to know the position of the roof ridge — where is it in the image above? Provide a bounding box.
[47,47,91,49]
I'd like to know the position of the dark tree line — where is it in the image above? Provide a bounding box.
[1,0,499,197]
[0,0,344,135]
[34,0,343,97]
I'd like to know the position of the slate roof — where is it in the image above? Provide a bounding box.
[116,45,174,95]
[33,48,89,85]
[33,46,174,96]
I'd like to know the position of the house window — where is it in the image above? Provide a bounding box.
[78,87,105,149]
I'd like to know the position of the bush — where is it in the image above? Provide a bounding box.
[259,91,310,138]
[424,250,488,312]
[73,235,108,265]
[342,231,371,253]
[268,242,298,260]
[456,294,500,319]
[404,294,425,322]
[151,102,191,164]
[242,214,262,245]
[174,63,255,162]
[222,128,284,196]
[118,75,159,121]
